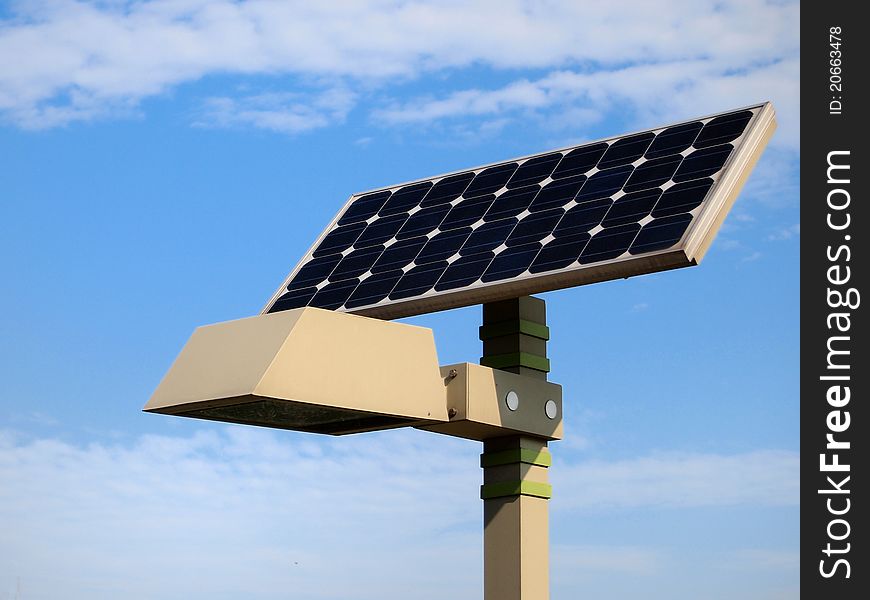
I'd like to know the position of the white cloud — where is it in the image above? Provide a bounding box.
[195,88,356,133]
[0,1,799,131]
[374,58,799,150]
[375,78,555,123]
[717,238,744,251]
[767,223,800,241]
[727,549,800,571]
[709,237,767,265]
[552,450,799,510]
[0,427,481,599]
[743,147,801,208]
[554,544,663,576]
[0,429,799,598]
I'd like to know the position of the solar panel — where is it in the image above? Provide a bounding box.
[263,103,776,320]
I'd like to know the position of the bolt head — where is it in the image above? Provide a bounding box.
[544,399,558,419]
[505,390,520,411]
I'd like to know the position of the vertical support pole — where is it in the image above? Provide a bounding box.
[479,296,551,600]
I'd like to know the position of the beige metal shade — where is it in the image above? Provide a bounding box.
[144,307,449,434]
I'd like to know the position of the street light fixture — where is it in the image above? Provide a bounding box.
[147,103,775,600]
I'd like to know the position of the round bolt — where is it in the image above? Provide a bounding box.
[544,400,558,420]
[505,390,520,411]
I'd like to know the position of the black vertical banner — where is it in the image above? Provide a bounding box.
[802,2,867,597]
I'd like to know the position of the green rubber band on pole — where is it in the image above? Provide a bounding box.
[480,352,550,372]
[479,320,550,341]
[480,481,553,500]
[480,448,552,468]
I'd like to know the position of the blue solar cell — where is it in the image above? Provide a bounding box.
[390,261,448,300]
[507,153,561,188]
[371,237,427,273]
[484,185,539,221]
[601,189,661,228]
[673,144,733,182]
[694,110,752,148]
[435,253,494,291]
[598,133,654,169]
[309,279,359,310]
[579,224,640,264]
[482,244,541,282]
[575,165,633,202]
[630,214,693,254]
[416,228,473,264]
[528,175,586,212]
[329,246,383,281]
[645,122,702,159]
[440,195,495,230]
[271,287,317,311]
[344,270,403,309]
[396,204,451,239]
[552,143,607,179]
[379,182,433,216]
[421,172,475,207]
[464,164,517,197]
[461,219,518,255]
[353,213,407,248]
[652,178,714,218]
[624,156,682,193]
[287,254,342,290]
[530,233,590,273]
[312,222,366,257]
[554,199,611,237]
[506,210,563,247]
[338,191,391,226]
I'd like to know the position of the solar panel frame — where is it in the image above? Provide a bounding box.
[263,102,776,320]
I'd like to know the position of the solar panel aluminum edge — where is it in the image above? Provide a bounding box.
[263,102,776,320]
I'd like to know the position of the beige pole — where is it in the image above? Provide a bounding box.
[479,296,552,600]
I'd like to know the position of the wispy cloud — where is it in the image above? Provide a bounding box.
[709,237,765,265]
[554,544,663,576]
[374,77,558,124]
[768,224,800,241]
[0,1,799,133]
[553,450,799,510]
[727,549,800,571]
[717,238,744,251]
[0,428,480,599]
[373,59,799,150]
[0,429,798,598]
[743,147,801,208]
[195,88,356,133]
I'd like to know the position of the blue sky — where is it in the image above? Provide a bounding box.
[1,1,799,599]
